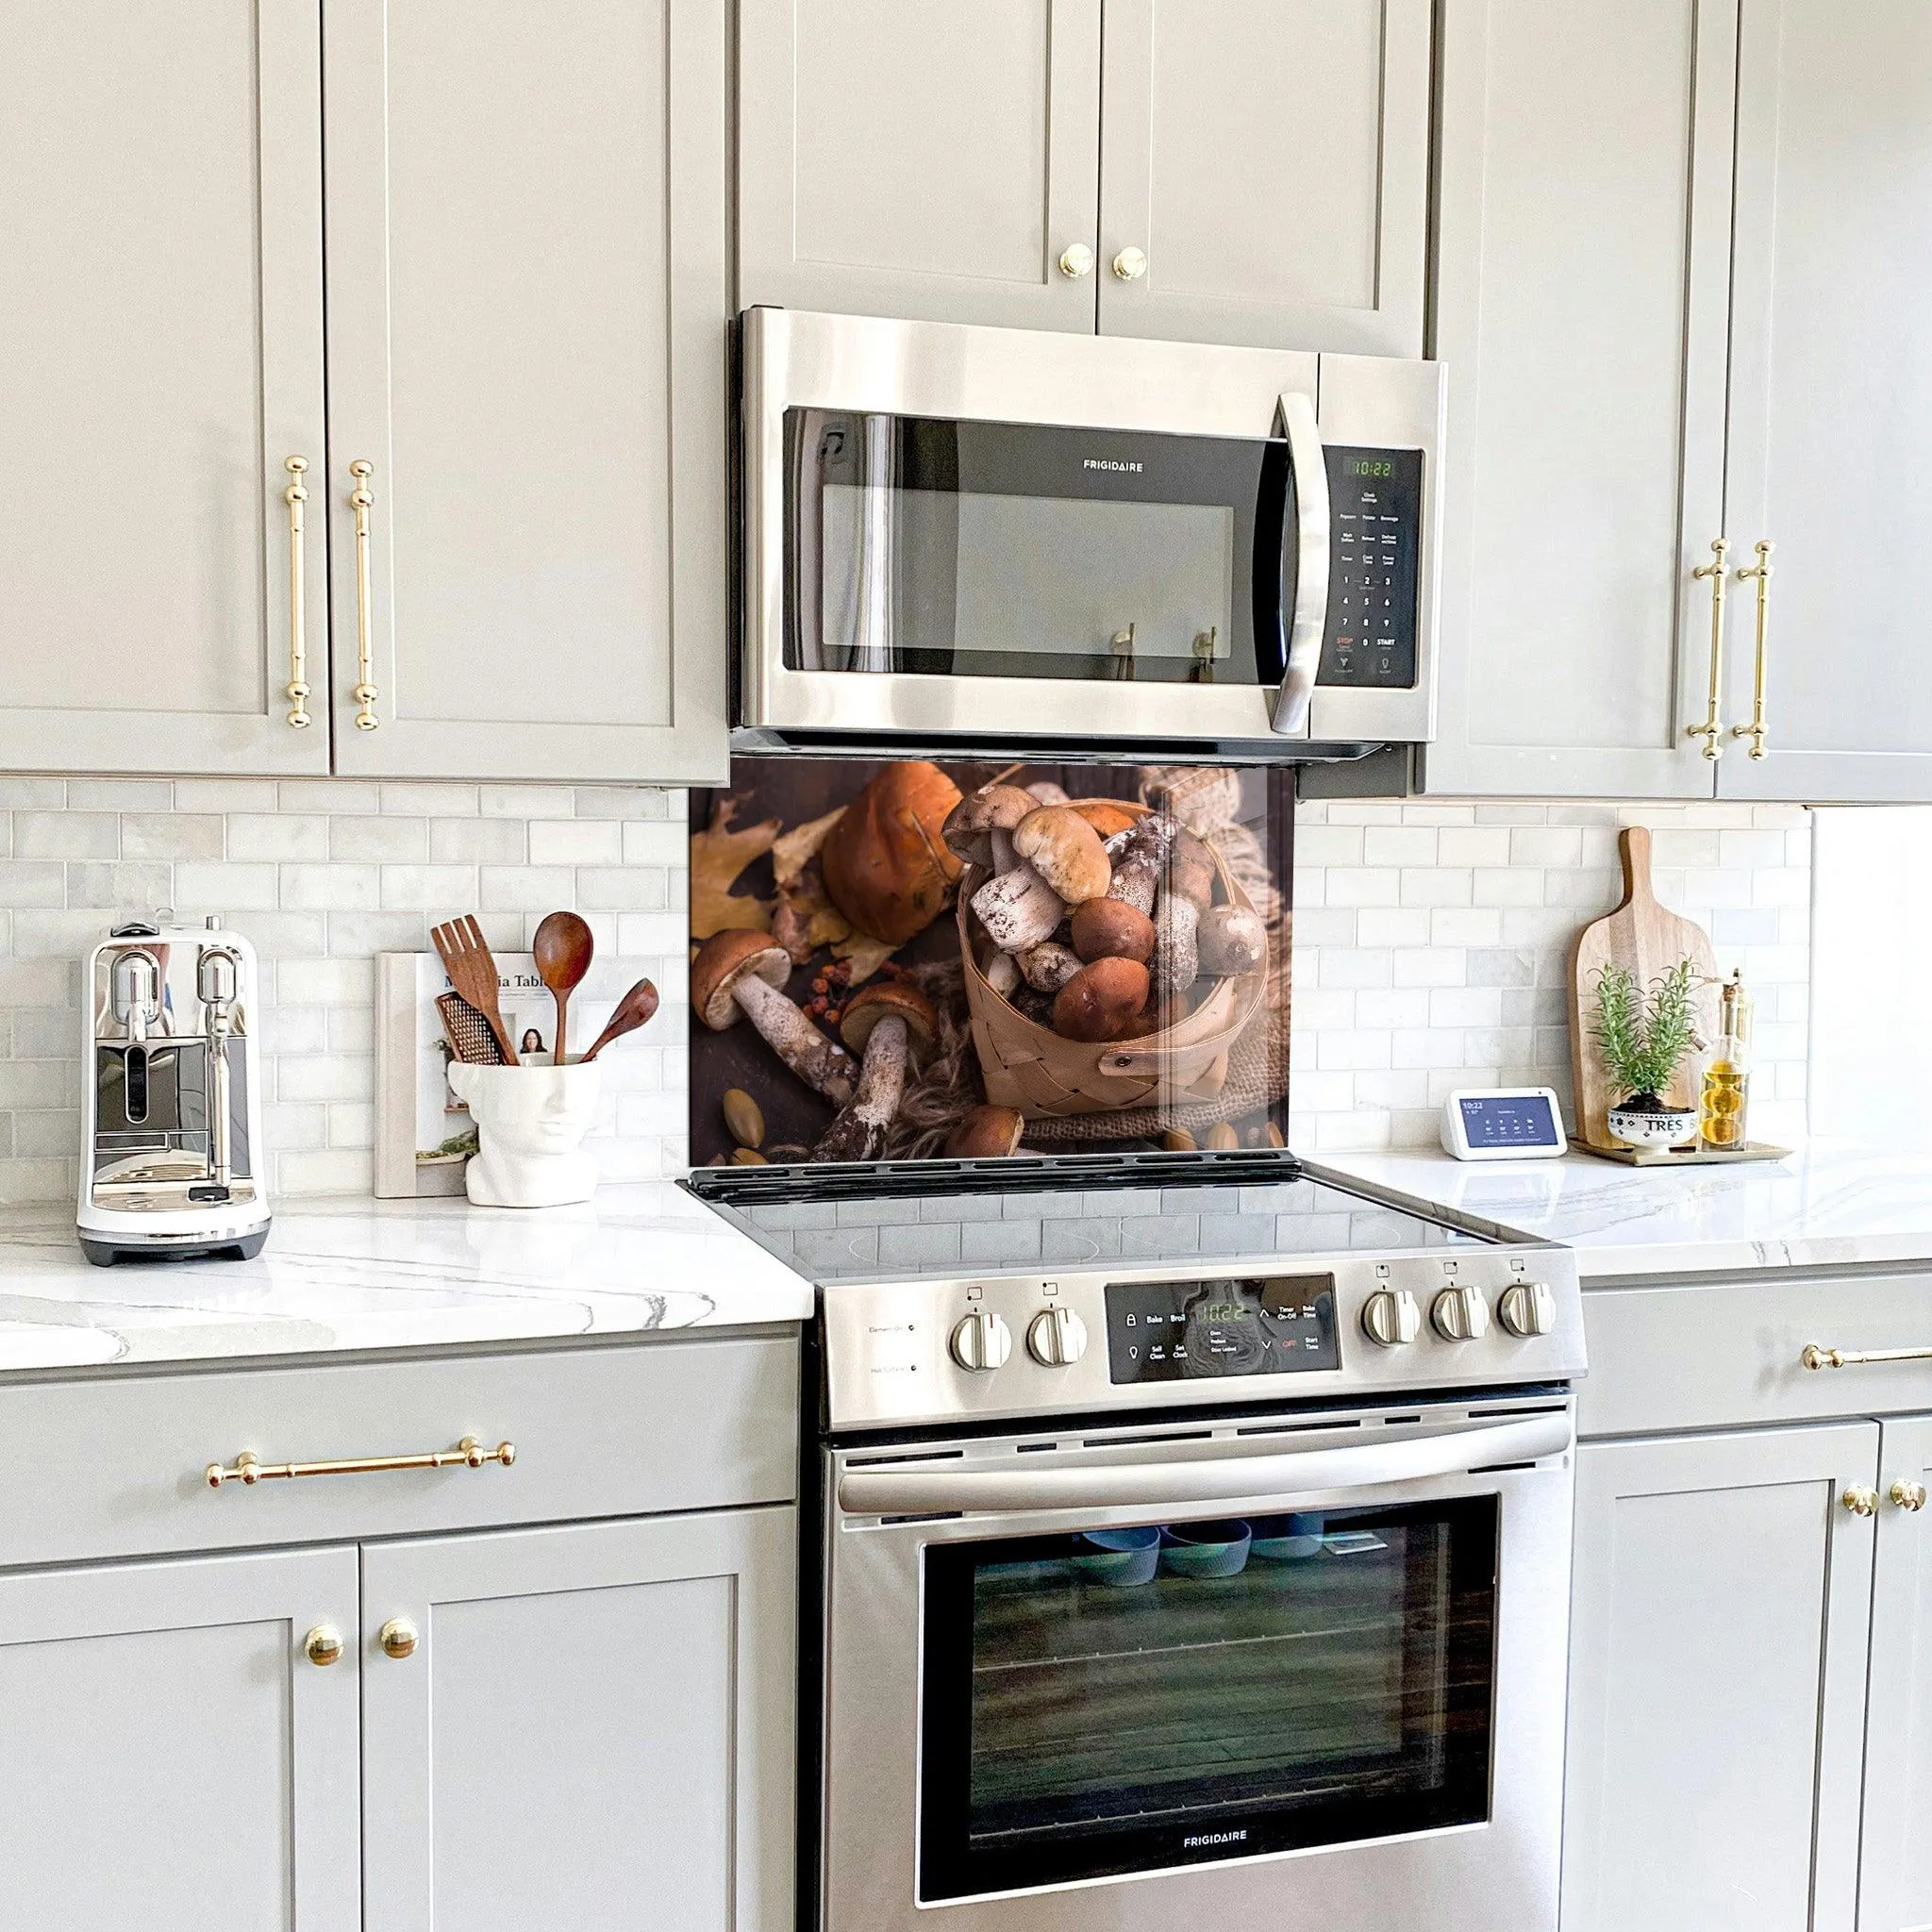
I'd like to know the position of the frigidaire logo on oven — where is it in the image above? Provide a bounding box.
[1083,458,1143,473]
[1183,1829,1248,1849]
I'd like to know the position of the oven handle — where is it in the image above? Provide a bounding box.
[837,1412,1571,1518]
[1269,388,1331,737]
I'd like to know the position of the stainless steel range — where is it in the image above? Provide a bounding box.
[731,1167,1585,1932]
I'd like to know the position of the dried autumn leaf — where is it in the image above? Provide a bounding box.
[690,797,779,941]
[832,929,897,983]
[773,853,853,965]
[771,808,842,887]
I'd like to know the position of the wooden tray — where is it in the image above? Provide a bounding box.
[1573,1140,1792,1167]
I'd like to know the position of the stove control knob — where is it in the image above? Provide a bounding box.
[950,1309,1012,1374]
[1431,1284,1491,1343]
[1498,1280,1557,1339]
[1360,1289,1421,1348]
[1026,1306,1089,1368]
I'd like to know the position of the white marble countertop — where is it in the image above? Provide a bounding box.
[1314,1140,1932,1279]
[0,1183,813,1374]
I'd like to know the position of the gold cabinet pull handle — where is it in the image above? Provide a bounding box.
[378,1617,420,1660]
[1803,1342,1932,1371]
[1687,537,1729,759]
[1732,540,1774,759]
[304,1624,344,1667]
[283,457,311,728]
[206,1434,515,1489]
[1891,1479,1928,1513]
[1843,1486,1880,1518]
[349,459,379,730]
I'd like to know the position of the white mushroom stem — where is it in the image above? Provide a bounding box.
[734,973,856,1107]
[1151,890,1200,1000]
[1018,941,1083,992]
[811,1015,908,1163]
[1107,815,1177,915]
[972,862,1065,953]
[985,950,1022,999]
[991,827,1017,874]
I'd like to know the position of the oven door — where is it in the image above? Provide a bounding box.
[821,1400,1573,1932]
[741,308,1441,750]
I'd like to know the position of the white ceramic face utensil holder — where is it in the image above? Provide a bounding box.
[446,1062,602,1208]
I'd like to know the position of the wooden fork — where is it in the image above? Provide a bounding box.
[431,915,519,1065]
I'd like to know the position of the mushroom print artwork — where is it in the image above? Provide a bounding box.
[688,759,1293,1169]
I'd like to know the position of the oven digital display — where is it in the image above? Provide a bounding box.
[1104,1275,1340,1384]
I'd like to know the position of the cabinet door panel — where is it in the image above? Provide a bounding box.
[739,0,1102,331]
[0,0,328,774]
[324,0,729,782]
[0,1546,358,1932]
[1423,0,1731,798]
[1721,0,1932,800]
[1096,0,1427,354]
[1562,1424,1876,1932]
[362,1507,795,1932]
[1859,1415,1932,1932]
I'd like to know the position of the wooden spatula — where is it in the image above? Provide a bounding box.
[432,915,519,1065]
[1568,826,1719,1149]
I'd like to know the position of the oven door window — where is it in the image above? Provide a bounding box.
[784,409,1290,689]
[919,1496,1497,1900]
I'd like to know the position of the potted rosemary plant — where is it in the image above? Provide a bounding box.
[1591,958,1700,1148]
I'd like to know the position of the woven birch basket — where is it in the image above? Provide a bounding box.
[958,804,1268,1118]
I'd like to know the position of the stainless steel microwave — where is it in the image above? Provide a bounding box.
[737,308,1445,756]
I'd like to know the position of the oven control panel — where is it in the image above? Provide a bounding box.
[1318,444,1423,691]
[821,1248,1586,1432]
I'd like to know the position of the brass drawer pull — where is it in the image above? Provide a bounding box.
[1686,537,1729,759]
[1731,539,1774,759]
[283,456,311,728]
[1802,1343,1932,1371]
[1843,1486,1879,1518]
[304,1624,344,1667]
[349,458,379,730]
[206,1434,515,1489]
[1891,1480,1928,1513]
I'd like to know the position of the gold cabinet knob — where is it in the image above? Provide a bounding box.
[1111,245,1148,282]
[304,1624,344,1668]
[1843,1486,1880,1517]
[1891,1479,1928,1513]
[379,1617,419,1660]
[1058,242,1094,279]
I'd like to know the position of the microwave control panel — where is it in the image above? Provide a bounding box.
[1318,444,1424,690]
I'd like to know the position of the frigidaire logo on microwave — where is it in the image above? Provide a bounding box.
[1083,458,1143,474]
[1183,1829,1248,1849]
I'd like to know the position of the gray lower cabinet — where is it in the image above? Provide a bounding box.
[323,0,730,783]
[361,1507,796,1932]
[0,1545,362,1932]
[1562,1423,1878,1932]
[0,0,330,776]
[737,0,1428,354]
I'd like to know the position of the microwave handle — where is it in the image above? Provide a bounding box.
[1270,390,1331,736]
[837,1411,1570,1518]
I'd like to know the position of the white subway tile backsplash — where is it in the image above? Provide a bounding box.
[529,819,622,866]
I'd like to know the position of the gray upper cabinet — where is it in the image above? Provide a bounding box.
[1717,0,1932,803]
[1562,1423,1877,1932]
[1096,0,1428,354]
[738,0,1104,331]
[0,1545,361,1932]
[361,1507,796,1932]
[0,2,329,777]
[1860,1415,1932,1932]
[323,0,730,784]
[1423,0,1737,799]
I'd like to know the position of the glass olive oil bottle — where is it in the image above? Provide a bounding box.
[1699,971,1753,1150]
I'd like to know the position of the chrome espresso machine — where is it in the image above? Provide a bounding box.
[76,916,270,1265]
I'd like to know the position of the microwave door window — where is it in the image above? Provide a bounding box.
[918,1496,1497,1900]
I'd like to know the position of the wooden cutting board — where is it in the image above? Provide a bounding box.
[1569,825,1722,1152]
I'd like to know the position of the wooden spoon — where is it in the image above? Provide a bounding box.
[580,977,659,1062]
[532,910,594,1064]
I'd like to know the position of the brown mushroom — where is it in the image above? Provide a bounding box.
[820,761,964,946]
[691,931,857,1107]
[1067,797,1141,840]
[1024,779,1071,808]
[946,1104,1026,1158]
[1167,828,1218,908]
[941,784,1038,874]
[1012,806,1110,905]
[1197,904,1267,975]
[1052,957,1151,1041]
[971,862,1065,953]
[1070,897,1157,965]
[1106,812,1178,915]
[1017,941,1083,992]
[812,982,939,1163]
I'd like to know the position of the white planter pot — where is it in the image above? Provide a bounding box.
[446,1061,602,1208]
[1607,1103,1698,1150]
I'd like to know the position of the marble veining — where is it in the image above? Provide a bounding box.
[1315,1140,1932,1278]
[0,1181,813,1374]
